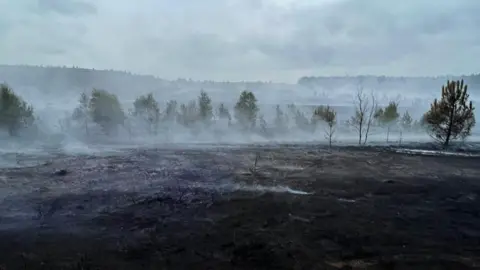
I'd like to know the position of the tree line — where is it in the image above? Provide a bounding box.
[0,79,475,148]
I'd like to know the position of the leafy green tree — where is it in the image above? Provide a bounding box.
[88,89,125,134]
[198,90,213,123]
[0,84,35,136]
[133,93,160,134]
[72,92,90,135]
[234,91,258,129]
[312,105,337,148]
[374,101,400,142]
[423,80,475,147]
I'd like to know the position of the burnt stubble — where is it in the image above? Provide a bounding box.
[0,145,479,269]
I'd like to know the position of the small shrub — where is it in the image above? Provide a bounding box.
[198,90,213,124]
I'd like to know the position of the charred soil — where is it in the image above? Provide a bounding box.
[1,145,480,269]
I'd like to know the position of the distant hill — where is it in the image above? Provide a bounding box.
[0,65,290,101]
[0,65,478,106]
[297,74,480,91]
[0,65,168,94]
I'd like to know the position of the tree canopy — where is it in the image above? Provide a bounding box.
[423,80,475,147]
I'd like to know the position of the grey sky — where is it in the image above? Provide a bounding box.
[1,0,479,82]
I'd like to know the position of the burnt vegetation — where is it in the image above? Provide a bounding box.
[1,146,480,269]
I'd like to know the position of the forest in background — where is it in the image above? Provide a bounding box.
[2,64,480,96]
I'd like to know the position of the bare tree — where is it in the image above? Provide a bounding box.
[348,85,378,145]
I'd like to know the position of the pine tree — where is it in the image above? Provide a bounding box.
[401,110,413,130]
[234,91,258,129]
[198,90,213,123]
[399,110,413,144]
[423,80,475,147]
[217,103,231,123]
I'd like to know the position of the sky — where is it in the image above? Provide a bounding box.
[0,0,479,82]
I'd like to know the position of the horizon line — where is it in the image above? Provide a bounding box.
[0,64,479,84]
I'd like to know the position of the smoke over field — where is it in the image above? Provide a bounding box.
[2,0,480,268]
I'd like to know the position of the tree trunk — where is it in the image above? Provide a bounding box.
[8,125,18,137]
[386,126,390,143]
[85,121,89,136]
[329,126,333,148]
[444,106,456,148]
[358,124,362,145]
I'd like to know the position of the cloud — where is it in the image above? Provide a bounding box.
[0,0,479,82]
[36,0,97,16]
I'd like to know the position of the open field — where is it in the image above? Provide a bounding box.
[1,144,480,269]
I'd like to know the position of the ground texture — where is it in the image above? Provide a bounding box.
[1,145,480,269]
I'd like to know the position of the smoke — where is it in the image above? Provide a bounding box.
[0,0,479,163]
[2,0,480,82]
[0,69,478,164]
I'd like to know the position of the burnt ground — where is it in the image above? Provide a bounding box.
[1,145,480,269]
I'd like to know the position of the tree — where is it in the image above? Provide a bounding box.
[163,100,178,122]
[401,110,413,130]
[72,92,90,135]
[313,105,337,148]
[399,110,413,144]
[259,114,268,136]
[423,80,475,147]
[234,91,258,130]
[375,101,400,142]
[198,90,213,124]
[0,84,35,136]
[88,89,125,134]
[178,100,198,127]
[274,105,288,131]
[348,85,378,145]
[133,93,160,134]
[217,103,231,124]
[287,104,311,132]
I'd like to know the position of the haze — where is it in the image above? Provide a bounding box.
[1,0,479,82]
